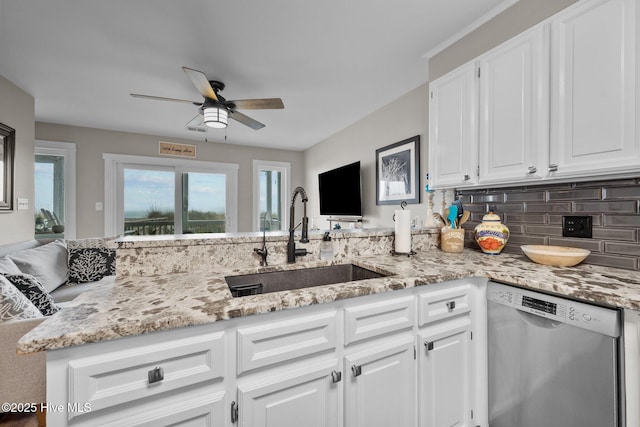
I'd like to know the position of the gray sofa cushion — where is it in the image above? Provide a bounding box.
[9,240,69,292]
[51,276,115,303]
[0,256,22,274]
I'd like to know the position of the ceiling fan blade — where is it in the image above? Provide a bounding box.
[230,110,265,130]
[182,66,218,101]
[130,93,202,105]
[230,98,284,110]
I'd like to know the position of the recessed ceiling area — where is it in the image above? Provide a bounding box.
[0,0,512,151]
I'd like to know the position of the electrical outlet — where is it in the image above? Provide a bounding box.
[562,216,592,238]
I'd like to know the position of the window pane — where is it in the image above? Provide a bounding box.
[259,170,282,231]
[182,172,226,233]
[124,168,174,235]
[34,154,65,237]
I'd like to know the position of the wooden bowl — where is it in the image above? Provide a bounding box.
[521,245,590,267]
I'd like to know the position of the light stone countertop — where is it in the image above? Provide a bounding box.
[17,247,640,354]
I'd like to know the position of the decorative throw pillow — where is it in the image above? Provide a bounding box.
[68,248,116,283]
[8,240,69,292]
[0,273,60,316]
[0,256,22,274]
[0,276,43,322]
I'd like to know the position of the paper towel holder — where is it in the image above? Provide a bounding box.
[391,201,416,256]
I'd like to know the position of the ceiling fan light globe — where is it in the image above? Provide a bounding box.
[204,107,228,128]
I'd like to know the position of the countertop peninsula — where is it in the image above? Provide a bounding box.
[17,247,640,354]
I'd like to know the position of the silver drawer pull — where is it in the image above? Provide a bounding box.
[351,365,362,377]
[331,370,342,383]
[446,301,456,311]
[548,164,558,172]
[463,174,471,181]
[148,366,164,384]
[527,166,537,174]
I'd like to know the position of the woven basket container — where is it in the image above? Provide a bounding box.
[440,228,465,253]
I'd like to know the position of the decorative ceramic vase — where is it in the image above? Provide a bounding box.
[474,211,509,255]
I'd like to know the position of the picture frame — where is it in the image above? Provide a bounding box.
[375,135,420,205]
[0,122,15,211]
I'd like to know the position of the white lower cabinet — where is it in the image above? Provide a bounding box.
[419,315,473,427]
[237,359,340,427]
[344,335,416,427]
[45,280,486,427]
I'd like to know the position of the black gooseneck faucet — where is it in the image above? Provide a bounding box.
[287,186,309,263]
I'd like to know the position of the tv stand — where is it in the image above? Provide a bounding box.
[328,216,363,230]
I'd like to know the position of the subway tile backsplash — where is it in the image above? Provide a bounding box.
[457,178,640,270]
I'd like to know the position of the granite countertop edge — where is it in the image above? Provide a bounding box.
[16,248,640,354]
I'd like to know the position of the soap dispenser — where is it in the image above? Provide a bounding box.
[320,232,334,260]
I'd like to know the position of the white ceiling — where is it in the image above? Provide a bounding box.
[0,0,511,151]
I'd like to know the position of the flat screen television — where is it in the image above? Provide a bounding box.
[318,161,362,217]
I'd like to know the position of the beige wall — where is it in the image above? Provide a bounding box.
[36,123,304,238]
[0,75,35,245]
[304,0,577,229]
[303,83,429,229]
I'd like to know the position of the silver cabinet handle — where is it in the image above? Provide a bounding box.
[148,366,164,384]
[549,164,558,172]
[425,341,434,351]
[331,370,342,383]
[463,174,471,181]
[527,166,537,174]
[351,365,362,377]
[446,301,456,311]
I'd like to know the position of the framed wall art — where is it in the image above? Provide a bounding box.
[0,122,15,211]
[375,135,420,205]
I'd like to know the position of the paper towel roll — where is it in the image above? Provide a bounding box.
[394,209,411,253]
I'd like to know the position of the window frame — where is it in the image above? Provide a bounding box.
[104,153,238,237]
[252,160,291,231]
[34,140,77,239]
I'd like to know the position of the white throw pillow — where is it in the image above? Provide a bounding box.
[9,240,69,292]
[0,275,43,322]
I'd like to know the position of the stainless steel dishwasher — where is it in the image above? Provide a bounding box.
[487,281,623,427]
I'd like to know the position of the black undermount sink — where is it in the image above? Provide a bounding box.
[225,263,388,297]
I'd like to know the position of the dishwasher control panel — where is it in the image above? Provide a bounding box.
[487,281,620,337]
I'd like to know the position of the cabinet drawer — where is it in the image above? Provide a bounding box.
[344,295,415,345]
[237,310,337,374]
[418,283,472,326]
[100,391,225,427]
[68,331,225,419]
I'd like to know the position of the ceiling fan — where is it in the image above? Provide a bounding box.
[131,66,284,131]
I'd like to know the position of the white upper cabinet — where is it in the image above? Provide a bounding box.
[549,0,639,178]
[429,0,640,189]
[429,62,478,188]
[478,24,550,185]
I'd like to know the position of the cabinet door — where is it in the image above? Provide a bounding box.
[429,62,478,188]
[478,24,550,184]
[419,315,473,427]
[344,335,416,427]
[238,359,340,427]
[550,0,639,177]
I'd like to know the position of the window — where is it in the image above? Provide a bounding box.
[253,160,290,231]
[34,141,76,239]
[104,154,238,237]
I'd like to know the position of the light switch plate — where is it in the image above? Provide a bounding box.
[17,198,29,210]
[95,202,103,211]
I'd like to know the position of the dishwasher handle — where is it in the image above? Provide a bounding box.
[517,309,565,329]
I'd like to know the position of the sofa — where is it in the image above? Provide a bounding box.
[0,238,117,417]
